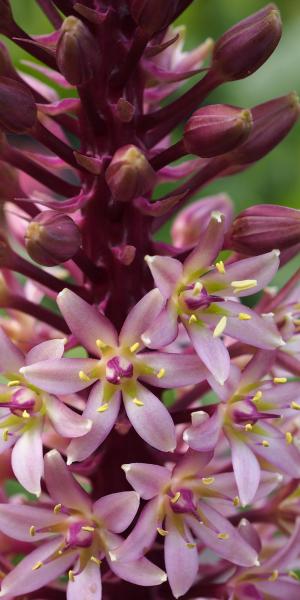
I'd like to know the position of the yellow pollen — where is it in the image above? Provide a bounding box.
[253,391,262,402]
[68,570,75,582]
[233,496,240,507]
[291,401,300,410]
[193,281,203,294]
[157,368,166,379]
[231,279,257,293]
[22,410,30,419]
[90,556,102,565]
[29,526,36,537]
[7,380,21,387]
[273,377,287,384]
[245,423,253,432]
[157,528,169,537]
[132,398,144,407]
[238,312,252,320]
[285,432,293,445]
[97,403,109,413]
[268,570,279,582]
[79,370,91,382]
[201,477,215,485]
[81,526,95,532]
[189,314,198,324]
[58,550,64,555]
[262,440,270,447]
[186,542,196,549]
[218,533,230,540]
[170,492,181,504]
[32,561,43,571]
[213,316,227,338]
[130,342,140,353]
[216,261,226,274]
[293,318,300,325]
[96,339,107,350]
[53,503,62,514]
[2,429,9,442]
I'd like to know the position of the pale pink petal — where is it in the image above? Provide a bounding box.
[25,339,66,365]
[187,321,230,385]
[0,504,63,542]
[67,383,121,463]
[112,498,161,562]
[139,351,206,388]
[183,405,224,451]
[145,255,183,298]
[256,580,300,600]
[0,539,76,597]
[183,212,225,276]
[261,382,300,406]
[21,358,98,394]
[0,327,24,374]
[218,301,283,349]
[57,289,118,353]
[230,438,261,506]
[252,424,300,477]
[45,395,92,438]
[141,303,179,349]
[238,519,262,554]
[122,463,171,499]
[239,350,276,388]
[173,450,214,480]
[119,289,164,346]
[165,517,199,598]
[67,560,102,600]
[11,424,44,496]
[263,518,300,570]
[109,555,167,587]
[44,449,92,512]
[93,492,139,533]
[123,383,176,452]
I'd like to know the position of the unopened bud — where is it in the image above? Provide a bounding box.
[213,4,282,81]
[172,193,233,248]
[105,145,156,203]
[56,17,98,85]
[0,77,36,133]
[129,0,179,36]
[184,104,252,158]
[226,204,300,255]
[25,211,81,267]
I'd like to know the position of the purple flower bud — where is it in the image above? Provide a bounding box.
[226,204,300,255]
[25,211,82,267]
[56,16,98,85]
[128,0,179,36]
[105,145,156,203]
[0,76,36,133]
[183,104,253,158]
[213,4,282,81]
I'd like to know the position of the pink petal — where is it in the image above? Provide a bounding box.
[21,358,98,394]
[44,449,92,512]
[67,383,121,463]
[67,560,102,600]
[230,437,261,506]
[218,301,283,349]
[139,351,206,388]
[0,539,76,597]
[112,498,161,563]
[11,424,44,496]
[57,289,118,353]
[45,395,92,438]
[263,518,300,570]
[141,303,179,349]
[165,517,199,598]
[187,321,230,385]
[145,255,183,298]
[238,519,262,554]
[252,424,300,477]
[256,580,300,600]
[0,504,63,542]
[122,463,171,499]
[183,405,224,452]
[25,339,66,365]
[93,492,139,533]
[239,350,276,388]
[173,449,214,480]
[109,555,167,587]
[0,327,24,374]
[119,289,164,346]
[123,383,176,452]
[183,212,226,276]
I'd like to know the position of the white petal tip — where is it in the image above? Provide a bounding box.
[66,457,74,466]
[141,334,151,345]
[19,367,26,374]
[191,410,209,426]
[182,430,189,442]
[273,249,280,256]
[160,574,168,583]
[240,519,248,526]
[144,255,154,264]
[121,464,131,472]
[254,560,261,567]
[211,210,223,223]
[276,473,283,481]
[108,552,117,562]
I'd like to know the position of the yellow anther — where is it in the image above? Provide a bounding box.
[130,342,140,353]
[285,432,293,445]
[273,377,287,384]
[238,312,252,320]
[7,380,21,387]
[233,496,240,507]
[293,318,300,326]
[53,503,62,514]
[97,403,109,413]
[29,526,36,537]
[231,279,257,293]
[262,440,270,447]
[201,477,215,485]
[289,570,299,580]
[217,533,230,540]
[189,314,198,324]
[68,570,75,582]
[291,401,300,410]
[132,398,144,407]
[193,281,203,294]
[32,561,43,571]
[79,370,91,382]
[81,526,95,532]
[96,339,107,350]
[22,410,30,419]
[253,391,262,402]
[186,542,196,549]
[2,429,9,442]
[90,556,101,566]
[58,549,64,555]
[157,528,169,537]
[157,368,166,379]
[213,316,227,338]
[268,570,279,582]
[245,423,253,432]
[170,492,181,504]
[216,261,226,274]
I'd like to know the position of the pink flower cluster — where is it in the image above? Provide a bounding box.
[0,1,299,598]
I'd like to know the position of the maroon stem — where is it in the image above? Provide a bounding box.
[276,351,300,377]
[73,248,108,284]
[170,381,210,412]
[111,28,149,90]
[10,294,69,334]
[266,267,300,311]
[52,0,74,16]
[9,23,58,70]
[150,140,185,171]
[33,122,81,171]
[36,0,63,28]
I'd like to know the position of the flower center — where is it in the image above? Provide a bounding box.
[105,355,134,385]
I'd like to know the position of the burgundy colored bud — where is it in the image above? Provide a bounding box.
[226,204,300,255]
[232,92,300,165]
[213,4,282,81]
[129,0,179,36]
[0,77,36,134]
[56,16,98,85]
[105,145,156,203]
[25,211,82,267]
[183,104,253,158]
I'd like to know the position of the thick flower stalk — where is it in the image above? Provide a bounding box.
[0,1,298,599]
